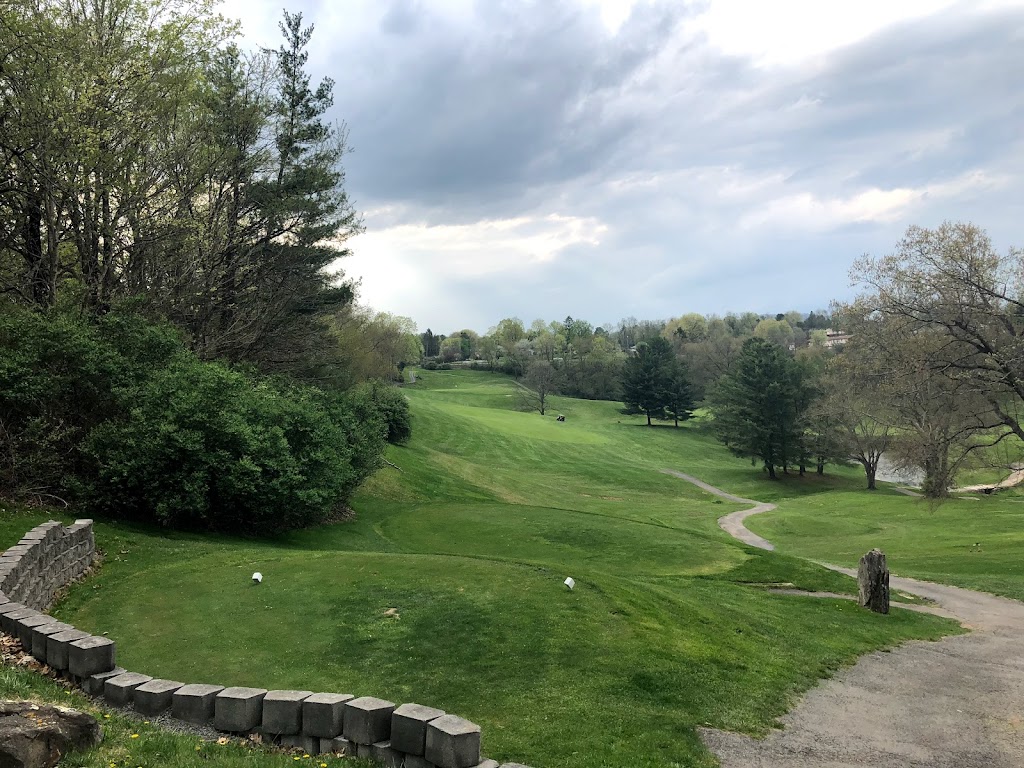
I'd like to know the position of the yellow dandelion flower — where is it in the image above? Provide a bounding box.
[130,734,139,739]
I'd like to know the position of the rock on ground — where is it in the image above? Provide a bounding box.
[0,700,102,768]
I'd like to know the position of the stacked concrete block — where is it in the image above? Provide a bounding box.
[215,687,268,732]
[0,606,34,635]
[16,613,52,646]
[104,672,153,706]
[262,690,313,736]
[391,703,446,756]
[319,736,356,756]
[134,679,185,716]
[83,667,127,696]
[69,635,116,678]
[0,520,95,612]
[426,714,482,768]
[281,734,321,755]
[173,684,225,725]
[302,692,352,739]
[46,628,90,670]
[344,696,396,746]
[371,740,402,767]
[30,621,73,660]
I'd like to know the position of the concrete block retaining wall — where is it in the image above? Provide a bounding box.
[0,520,532,768]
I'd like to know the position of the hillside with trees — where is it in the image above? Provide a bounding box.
[0,0,411,532]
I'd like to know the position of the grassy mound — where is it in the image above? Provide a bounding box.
[1,370,959,768]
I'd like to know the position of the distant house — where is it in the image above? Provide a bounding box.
[824,328,852,347]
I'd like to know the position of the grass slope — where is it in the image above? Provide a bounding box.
[1,370,957,768]
[748,487,1024,601]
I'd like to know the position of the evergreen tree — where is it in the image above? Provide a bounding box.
[622,336,674,425]
[708,337,805,478]
[664,358,695,427]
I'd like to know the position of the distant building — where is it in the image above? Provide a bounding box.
[824,328,852,347]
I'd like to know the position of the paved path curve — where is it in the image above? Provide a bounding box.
[663,468,1024,768]
[660,469,776,550]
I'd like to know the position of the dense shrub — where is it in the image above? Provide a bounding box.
[0,306,398,534]
[84,358,366,534]
[353,381,412,445]
[0,307,179,497]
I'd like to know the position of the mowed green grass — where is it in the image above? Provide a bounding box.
[749,487,1024,601]
[1,370,958,768]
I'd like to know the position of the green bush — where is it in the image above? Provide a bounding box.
[84,358,366,534]
[0,308,132,495]
[353,381,412,445]
[0,306,397,534]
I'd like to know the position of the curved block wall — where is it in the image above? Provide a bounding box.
[0,520,532,768]
[0,519,95,611]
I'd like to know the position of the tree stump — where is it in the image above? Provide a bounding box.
[857,549,890,614]
[0,701,102,768]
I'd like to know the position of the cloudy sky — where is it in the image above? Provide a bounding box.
[222,0,1024,334]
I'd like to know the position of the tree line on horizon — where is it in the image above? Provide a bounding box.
[418,223,1024,499]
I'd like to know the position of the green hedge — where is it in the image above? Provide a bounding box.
[0,306,403,535]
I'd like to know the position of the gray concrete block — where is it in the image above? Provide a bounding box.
[0,601,26,617]
[426,714,482,768]
[214,686,267,732]
[344,696,395,744]
[280,734,319,754]
[391,702,446,755]
[302,692,352,738]
[172,684,224,725]
[46,629,90,670]
[320,736,355,756]
[496,764,534,768]
[474,761,499,768]
[83,667,126,696]
[16,613,53,646]
[68,635,115,677]
[261,690,312,735]
[30,621,72,660]
[0,607,36,635]
[357,742,374,760]
[404,755,434,768]
[0,592,9,605]
[104,672,153,706]
[134,679,184,716]
[372,740,403,767]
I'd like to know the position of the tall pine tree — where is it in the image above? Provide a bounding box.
[622,336,674,425]
[708,337,805,478]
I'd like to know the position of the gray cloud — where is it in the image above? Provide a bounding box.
[279,0,1024,330]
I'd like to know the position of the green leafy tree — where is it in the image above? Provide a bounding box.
[622,336,674,425]
[708,337,805,478]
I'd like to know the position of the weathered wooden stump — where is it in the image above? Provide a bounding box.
[857,548,890,614]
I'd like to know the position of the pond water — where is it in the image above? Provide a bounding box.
[875,454,924,488]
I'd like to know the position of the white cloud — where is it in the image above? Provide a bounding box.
[739,171,1007,231]
[689,0,1023,67]
[581,0,640,34]
[338,212,608,322]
